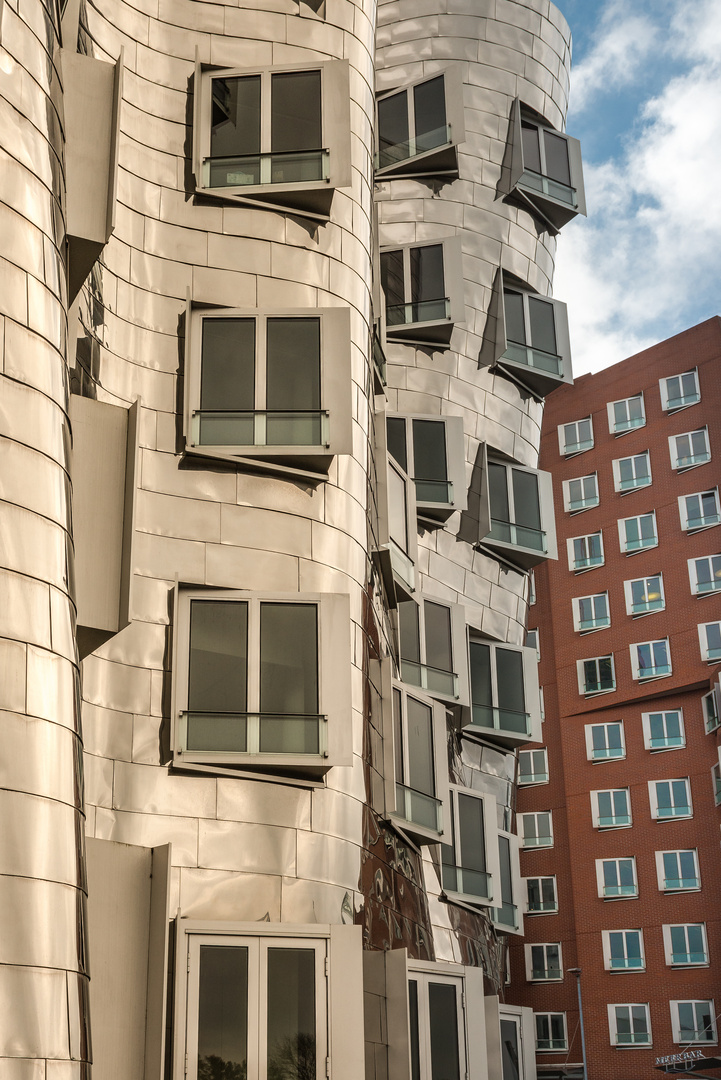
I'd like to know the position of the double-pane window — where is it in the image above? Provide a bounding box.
[573,592,609,632]
[704,690,720,733]
[689,555,721,596]
[631,638,671,680]
[593,788,631,828]
[392,686,442,836]
[565,474,598,513]
[518,749,548,785]
[605,930,644,971]
[399,599,459,700]
[598,858,637,899]
[560,418,593,456]
[651,778,692,820]
[680,489,721,531]
[664,924,708,966]
[381,244,448,328]
[579,655,615,695]
[609,1004,651,1046]
[526,877,557,913]
[670,428,710,470]
[386,414,465,516]
[568,531,604,571]
[658,850,700,892]
[494,834,519,929]
[608,394,645,434]
[642,710,684,751]
[408,973,466,1080]
[488,461,545,552]
[469,638,530,738]
[613,452,651,493]
[625,574,664,616]
[661,369,700,411]
[519,110,577,210]
[535,1013,567,1051]
[586,722,624,762]
[519,812,552,848]
[502,288,562,375]
[619,512,657,554]
[441,788,491,902]
[528,943,562,981]
[377,76,449,170]
[699,621,721,662]
[672,1002,716,1044]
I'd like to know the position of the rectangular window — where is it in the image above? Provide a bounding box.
[398,598,463,702]
[487,460,547,554]
[525,628,539,659]
[663,924,708,967]
[670,1001,717,1045]
[603,929,644,972]
[526,943,562,981]
[650,778,692,820]
[376,67,464,177]
[642,709,685,752]
[660,369,700,412]
[391,685,448,841]
[380,239,463,343]
[567,531,604,572]
[698,621,721,662]
[607,394,645,435]
[535,1013,567,1051]
[519,811,553,849]
[528,570,536,605]
[559,418,593,456]
[608,1004,651,1047]
[509,99,586,230]
[713,762,721,806]
[407,971,467,1080]
[596,857,637,899]
[624,574,665,617]
[386,413,466,519]
[689,555,721,596]
[618,512,657,554]
[563,473,599,514]
[656,849,700,892]
[500,284,570,390]
[704,690,720,733]
[592,788,631,829]
[494,832,520,930]
[518,748,548,785]
[526,876,557,914]
[670,427,711,471]
[468,636,538,742]
[613,451,651,493]
[585,722,625,762]
[572,592,610,632]
[679,489,721,531]
[578,655,616,696]
[630,638,671,681]
[441,787,493,903]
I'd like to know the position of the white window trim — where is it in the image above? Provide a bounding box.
[607,394,645,436]
[406,966,470,1080]
[698,621,721,663]
[525,628,540,660]
[517,748,548,786]
[612,451,652,495]
[591,788,632,830]
[679,488,721,533]
[518,810,553,849]
[660,368,700,413]
[648,778,693,822]
[713,759,721,806]
[655,849,700,893]
[577,654,616,697]
[524,875,558,915]
[704,687,721,733]
[602,929,645,973]
[535,1011,568,1052]
[399,595,470,706]
[607,1003,652,1048]
[538,685,545,721]
[525,942,563,982]
[558,417,594,457]
[563,474,598,516]
[595,857,637,901]
[465,623,542,745]
[629,638,672,682]
[669,1001,717,1046]
[585,721,626,763]
[572,591,610,634]
[624,574,665,618]
[567,530,605,573]
[388,682,451,845]
[493,829,524,934]
[618,511,658,556]
[662,923,708,968]
[441,785,501,907]
[386,412,467,520]
[375,64,466,179]
[380,236,465,345]
[641,709,685,753]
[669,426,711,472]
[688,554,721,597]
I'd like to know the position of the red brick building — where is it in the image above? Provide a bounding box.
[507,319,721,1080]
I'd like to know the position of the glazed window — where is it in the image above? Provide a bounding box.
[390,684,449,843]
[585,722,625,762]
[408,970,467,1080]
[608,1004,651,1047]
[641,709,685,752]
[535,1013,567,1051]
[567,531,604,572]
[398,598,465,703]
[669,427,710,471]
[559,417,593,457]
[386,413,466,521]
[441,787,496,904]
[656,849,700,892]
[713,762,721,806]
[624,574,664,616]
[649,778,692,820]
[572,592,610,632]
[518,811,553,849]
[679,489,721,531]
[480,452,557,568]
[689,555,721,596]
[612,451,651,494]
[608,394,645,435]
[525,628,539,659]
[603,930,644,972]
[494,831,521,931]
[172,589,351,773]
[596,857,637,899]
[663,924,708,967]
[467,635,540,744]
[376,67,465,177]
[374,412,420,605]
[518,748,548,785]
[670,1002,716,1045]
[380,238,463,345]
[703,690,720,733]
[618,511,657,554]
[660,368,700,412]
[526,943,562,981]
[526,876,557,914]
[698,621,721,662]
[563,473,598,514]
[591,788,631,829]
[578,654,615,696]
[630,638,671,681]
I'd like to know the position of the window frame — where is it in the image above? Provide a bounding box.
[595,857,638,901]
[624,573,665,618]
[602,929,645,973]
[669,426,711,472]
[465,625,542,747]
[386,412,467,522]
[518,811,553,850]
[478,446,558,568]
[387,681,451,845]
[662,923,709,968]
[655,849,700,893]
[572,591,610,633]
[525,875,558,915]
[688,554,721,597]
[679,488,721,532]
[704,687,720,733]
[517,748,548,786]
[375,65,466,179]
[660,368,700,413]
[669,1001,717,1046]
[525,942,563,982]
[563,472,599,516]
[641,709,685,753]
[535,1012,567,1052]
[493,829,524,933]
[607,1003,652,1048]
[558,417,594,458]
[525,628,539,660]
[380,236,465,346]
[612,451,652,495]
[648,778,693,821]
[629,638,672,682]
[607,394,645,436]
[713,759,721,806]
[698,621,721,663]
[373,402,419,606]
[567,530,605,573]
[585,721,625,763]
[441,785,501,907]
[577,654,616,697]
[397,596,469,706]
[618,511,658,555]
[590,787,631,830]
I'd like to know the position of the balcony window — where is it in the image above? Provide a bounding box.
[661,368,700,412]
[564,473,598,514]
[650,778,692,820]
[596,858,637,899]
[526,943,562,981]
[624,574,664,617]
[390,684,448,843]
[376,67,465,177]
[493,832,521,931]
[679,489,720,531]
[689,555,721,596]
[441,787,494,904]
[572,592,610,633]
[608,394,645,435]
[704,689,720,733]
[480,453,556,568]
[519,812,553,849]
[585,722,625,762]
[670,427,710,471]
[592,788,631,829]
[657,849,700,892]
[663,924,708,967]
[642,709,685,752]
[518,749,548,785]
[603,929,645,972]
[386,413,466,521]
[578,655,615,696]
[535,1013,567,1052]
[467,637,539,744]
[398,598,464,702]
[559,418,593,457]
[568,531,604,572]
[630,638,671,681]
[526,876,557,914]
[619,512,657,554]
[612,452,651,494]
[608,1004,651,1047]
[380,238,463,345]
[699,621,721,662]
[671,1001,717,1045]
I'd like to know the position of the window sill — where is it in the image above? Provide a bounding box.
[375,138,459,180]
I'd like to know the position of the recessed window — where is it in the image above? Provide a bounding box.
[660,368,700,412]
[608,394,645,435]
[642,709,685,752]
[578,654,615,696]
[698,621,721,662]
[567,531,604,572]
[380,239,463,345]
[526,943,562,982]
[441,786,494,904]
[663,923,708,967]
[603,929,644,972]
[391,684,449,843]
[656,849,700,892]
[585,721,625,762]
[518,749,548,785]
[398,598,464,703]
[559,418,593,457]
[669,427,711,471]
[526,876,557,914]
[519,811,553,849]
[649,778,692,821]
[630,638,671,681]
[624,574,664,617]
[591,788,631,829]
[407,970,468,1080]
[564,473,599,515]
[467,635,539,744]
[376,67,465,177]
[679,489,721,532]
[535,1013,567,1052]
[386,413,466,521]
[704,690,720,733]
[596,857,637,899]
[670,1001,717,1045]
[689,555,721,597]
[612,452,651,494]
[618,511,657,555]
[608,1004,651,1047]
[572,592,610,633]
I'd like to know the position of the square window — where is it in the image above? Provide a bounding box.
[602,929,645,972]
[525,943,562,981]
[376,66,465,178]
[526,876,558,914]
[398,598,467,704]
[608,1003,651,1047]
[596,857,637,899]
[591,788,631,829]
[390,683,450,844]
[518,748,548,785]
[663,923,708,967]
[641,709,685,752]
[380,238,464,345]
[480,451,557,567]
[669,427,711,471]
[535,1013,567,1051]
[518,811,553,849]
[660,369,700,412]
[618,512,657,555]
[612,452,651,494]
[567,531,604,572]
[559,418,593,457]
[689,555,721,596]
[441,786,498,905]
[386,413,467,521]
[679,489,721,532]
[670,1001,717,1045]
[704,689,720,733]
[572,592,610,632]
[578,655,616,696]
[585,722,625,762]
[698,621,721,662]
[624,574,665,617]
[607,394,645,435]
[563,473,599,515]
[630,638,671,681]
[466,634,541,745]
[656,849,700,892]
[649,778,692,820]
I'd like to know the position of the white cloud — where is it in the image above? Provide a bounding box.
[569,2,661,112]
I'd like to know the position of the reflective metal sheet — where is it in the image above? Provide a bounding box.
[198,820,297,876]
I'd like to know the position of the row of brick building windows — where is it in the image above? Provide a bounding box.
[532,1000,717,1052]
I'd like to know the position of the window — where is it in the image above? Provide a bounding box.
[375,412,419,603]
[624,574,664,617]
[663,924,708,967]
[591,788,631,829]
[656,849,700,892]
[494,831,521,931]
[441,787,496,904]
[407,969,468,1080]
[528,571,536,605]
[596,858,637,899]
[184,308,352,470]
[612,451,651,494]
[578,655,615,696]
[386,414,466,521]
[193,60,350,216]
[539,686,545,721]
[481,453,556,567]
[567,531,604,572]
[608,394,645,435]
[649,778,692,820]
[572,592,610,632]
[563,474,599,516]
[704,689,720,733]
[661,368,700,412]
[618,511,658,554]
[526,876,557,914]
[376,67,465,177]
[698,621,721,662]
[380,238,464,344]
[467,635,540,744]
[603,930,645,972]
[679,489,721,531]
[608,1004,651,1047]
[670,1002,717,1045]
[713,761,721,806]
[172,589,351,773]
[559,418,593,457]
[525,943,562,981]
[585,722,625,762]
[390,684,449,843]
[630,638,671,681]
[398,598,466,703]
[535,1013,567,1052]
[519,811,553,849]
[642,709,685,752]
[689,555,721,596]
[518,749,548,785]
[525,628,539,659]
[670,427,710,471]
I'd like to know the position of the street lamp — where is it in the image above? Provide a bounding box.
[568,968,588,1080]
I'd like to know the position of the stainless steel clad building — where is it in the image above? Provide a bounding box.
[0,0,583,1075]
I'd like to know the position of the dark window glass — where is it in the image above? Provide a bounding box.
[409,981,421,1080]
[259,603,318,715]
[399,601,421,664]
[201,318,256,412]
[429,983,460,1080]
[413,76,447,148]
[499,836,513,904]
[543,130,571,186]
[512,469,541,531]
[378,91,410,159]
[271,71,322,152]
[198,946,248,1076]
[393,688,404,785]
[266,318,320,411]
[410,245,445,303]
[521,121,541,173]
[500,1018,520,1080]
[412,419,447,482]
[189,600,248,715]
[504,290,526,345]
[380,250,405,310]
[387,417,408,472]
[470,641,492,707]
[388,463,409,552]
[424,601,453,672]
[267,948,316,1079]
[496,648,525,716]
[528,297,557,354]
[407,696,435,797]
[211,76,261,157]
[488,463,510,522]
[458,793,486,873]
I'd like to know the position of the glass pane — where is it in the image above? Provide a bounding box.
[496,648,526,718]
[412,420,447,482]
[267,948,316,1080]
[619,860,634,887]
[410,245,445,303]
[198,946,248,1076]
[260,603,318,715]
[424,601,453,672]
[499,836,513,903]
[189,600,248,721]
[378,91,409,163]
[528,297,557,355]
[406,697,435,797]
[266,318,320,412]
[543,130,571,186]
[489,463,510,522]
[409,981,421,1080]
[211,76,260,157]
[500,1019,520,1080]
[458,793,486,873]
[200,319,256,445]
[388,465,409,552]
[429,983,460,1080]
[387,416,408,471]
[381,250,405,310]
[393,688,404,785]
[271,71,322,152]
[469,641,492,707]
[399,602,421,664]
[521,122,541,173]
[512,470,541,531]
[504,291,526,345]
[413,76,447,149]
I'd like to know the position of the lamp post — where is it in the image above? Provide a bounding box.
[568,968,588,1080]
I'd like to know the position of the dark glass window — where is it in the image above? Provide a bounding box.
[188,600,248,752]
[271,71,322,152]
[412,420,448,490]
[377,76,448,169]
[429,983,460,1080]
[410,245,444,304]
[211,76,261,158]
[266,948,316,1077]
[387,416,408,472]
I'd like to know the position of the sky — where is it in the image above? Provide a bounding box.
[552,0,721,374]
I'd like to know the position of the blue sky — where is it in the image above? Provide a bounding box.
[552,0,721,374]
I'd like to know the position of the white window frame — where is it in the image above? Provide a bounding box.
[713,760,721,806]
[535,1012,567,1052]
[525,875,558,915]
[624,574,665,617]
[577,654,616,697]
[380,237,465,346]
[563,473,598,515]
[567,530,605,573]
[585,721,625,763]
[388,682,451,845]
[629,638,672,682]
[679,488,721,532]
[480,448,558,568]
[689,555,721,597]
[572,592,610,633]
[374,405,419,605]
[518,811,553,849]
[398,596,469,706]
[517,748,548,786]
[386,412,467,521]
[660,368,700,412]
[375,65,466,179]
[494,829,523,934]
[602,929,645,973]
[670,1001,717,1046]
[441,785,500,907]
[525,628,539,660]
[466,627,542,746]
[406,966,470,1080]
[559,417,594,457]
[539,685,545,721]
[698,621,721,663]
[641,709,685,753]
[649,778,693,821]
[528,570,536,605]
[618,511,658,555]
[704,687,720,733]
[525,942,563,982]
[669,426,711,472]
[612,451,652,495]
[607,1003,652,1048]
[655,849,700,893]
[662,923,708,967]
[591,788,631,830]
[607,394,645,436]
[595,857,637,900]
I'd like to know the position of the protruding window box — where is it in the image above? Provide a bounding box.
[386,683,450,845]
[373,405,419,606]
[476,446,557,569]
[464,631,541,748]
[375,66,465,179]
[441,787,500,907]
[380,238,465,346]
[386,413,467,524]
[493,831,523,934]
[397,597,469,706]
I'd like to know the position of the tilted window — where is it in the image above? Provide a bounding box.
[559,417,593,456]
[389,683,450,844]
[373,407,419,606]
[441,787,498,905]
[380,238,464,345]
[518,748,548,785]
[578,654,615,696]
[572,592,610,633]
[679,488,720,532]
[526,876,557,914]
[612,451,651,494]
[704,689,720,733]
[386,413,467,522]
[535,1013,567,1051]
[585,722,625,762]
[494,831,522,932]
[669,427,710,471]
[618,512,657,554]
[649,778,692,820]
[376,66,465,178]
[466,634,541,745]
[660,368,700,412]
[642,709,685,752]
[656,849,700,892]
[663,924,708,967]
[518,811,553,849]
[567,531,604,572]
[526,943,562,981]
[630,638,671,681]
[591,788,631,829]
[624,574,664,616]
[713,761,721,806]
[525,628,539,659]
[478,449,557,568]
[563,473,598,514]
[608,1004,651,1047]
[607,394,645,435]
[698,621,721,663]
[689,555,721,596]
[596,857,637,899]
[603,930,644,972]
[398,598,467,704]
[670,1001,717,1045]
